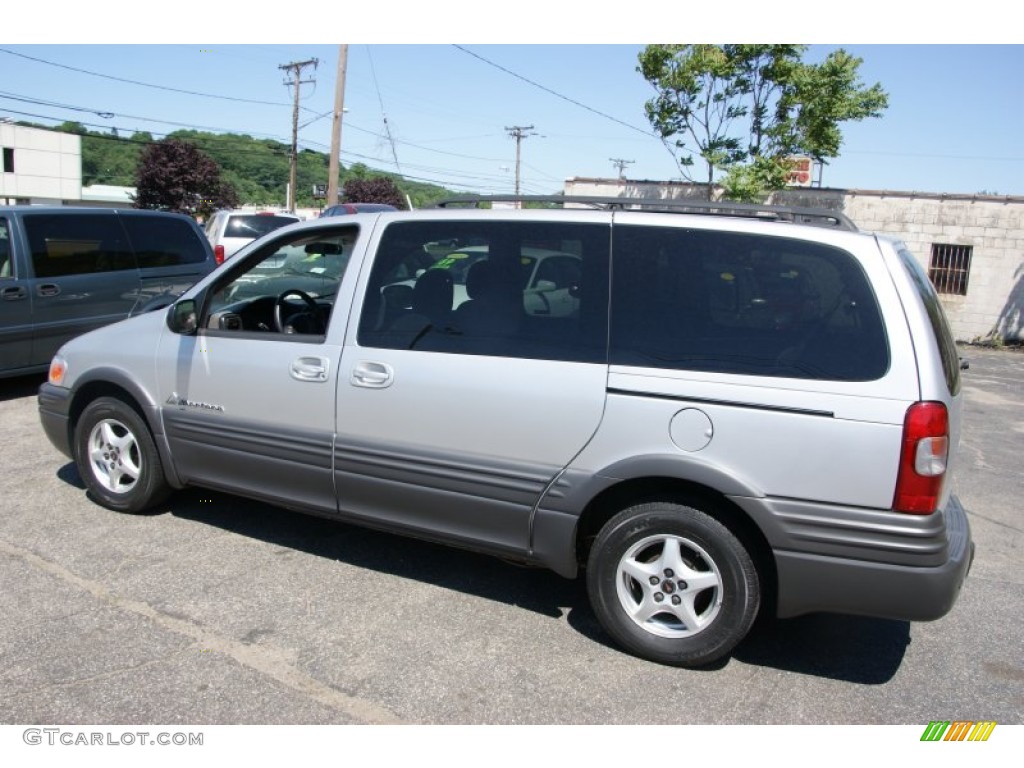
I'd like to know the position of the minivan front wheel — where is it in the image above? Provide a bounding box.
[75,397,170,513]
[587,502,760,667]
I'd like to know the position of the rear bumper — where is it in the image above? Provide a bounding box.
[38,382,73,459]
[773,494,974,621]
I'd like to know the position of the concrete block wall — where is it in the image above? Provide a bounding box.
[840,193,1024,342]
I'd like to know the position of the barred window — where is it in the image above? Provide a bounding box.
[928,243,972,296]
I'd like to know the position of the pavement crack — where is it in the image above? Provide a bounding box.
[0,537,404,724]
[13,648,194,697]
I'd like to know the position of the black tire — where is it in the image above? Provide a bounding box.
[74,397,171,514]
[586,502,760,667]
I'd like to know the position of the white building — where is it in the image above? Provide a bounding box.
[0,121,82,205]
[565,177,1024,343]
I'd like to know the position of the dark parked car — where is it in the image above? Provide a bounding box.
[1,206,215,378]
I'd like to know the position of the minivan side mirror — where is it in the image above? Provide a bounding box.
[167,299,198,335]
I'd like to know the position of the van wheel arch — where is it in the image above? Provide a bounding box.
[575,478,777,616]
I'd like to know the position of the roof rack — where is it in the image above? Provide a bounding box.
[432,195,858,232]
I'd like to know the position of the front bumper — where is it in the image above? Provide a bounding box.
[38,382,74,459]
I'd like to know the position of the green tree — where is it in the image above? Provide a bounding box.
[134,139,238,219]
[638,45,888,201]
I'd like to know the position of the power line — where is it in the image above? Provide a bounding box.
[453,45,653,137]
[314,121,507,163]
[0,92,294,142]
[0,90,114,119]
[4,103,550,195]
[6,106,519,190]
[366,45,402,174]
[0,108,296,158]
[0,47,304,110]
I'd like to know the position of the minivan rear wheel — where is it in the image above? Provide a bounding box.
[586,502,760,667]
[74,397,171,514]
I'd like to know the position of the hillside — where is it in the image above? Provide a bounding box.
[39,121,457,209]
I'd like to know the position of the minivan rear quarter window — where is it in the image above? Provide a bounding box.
[120,215,208,267]
[897,247,961,395]
[611,226,890,381]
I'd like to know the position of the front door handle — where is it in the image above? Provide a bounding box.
[1,285,27,301]
[290,356,330,382]
[351,361,394,389]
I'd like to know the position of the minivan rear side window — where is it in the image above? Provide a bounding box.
[120,215,208,268]
[23,214,135,278]
[611,226,890,381]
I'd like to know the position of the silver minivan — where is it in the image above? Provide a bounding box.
[38,198,973,667]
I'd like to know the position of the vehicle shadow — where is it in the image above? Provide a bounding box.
[732,614,910,684]
[0,374,45,403]
[56,471,911,682]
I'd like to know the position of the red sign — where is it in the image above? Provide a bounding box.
[787,156,813,187]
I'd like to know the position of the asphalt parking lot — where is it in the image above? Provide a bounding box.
[0,345,1021,726]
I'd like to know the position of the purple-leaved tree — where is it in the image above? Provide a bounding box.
[134,138,238,219]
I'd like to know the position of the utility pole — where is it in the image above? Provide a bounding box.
[327,46,348,208]
[279,57,319,212]
[610,158,634,180]
[505,125,537,200]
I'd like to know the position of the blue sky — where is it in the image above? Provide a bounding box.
[5,8,1022,198]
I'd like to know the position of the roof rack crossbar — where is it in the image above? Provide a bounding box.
[431,195,858,231]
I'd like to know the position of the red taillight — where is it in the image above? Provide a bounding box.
[214,244,225,265]
[893,402,949,514]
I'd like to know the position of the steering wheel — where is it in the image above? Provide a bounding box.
[274,289,323,334]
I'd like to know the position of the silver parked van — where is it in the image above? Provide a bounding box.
[38,197,973,666]
[1,206,215,379]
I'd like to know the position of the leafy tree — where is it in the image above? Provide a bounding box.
[133,139,238,219]
[638,45,889,201]
[342,176,406,209]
